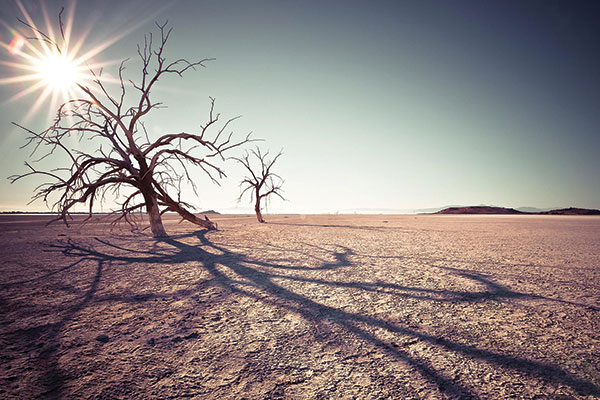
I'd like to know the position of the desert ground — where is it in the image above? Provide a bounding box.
[1,213,599,399]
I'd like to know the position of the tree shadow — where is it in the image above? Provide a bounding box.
[2,253,109,398]
[7,230,599,398]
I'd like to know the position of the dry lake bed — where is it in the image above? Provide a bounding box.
[1,214,599,399]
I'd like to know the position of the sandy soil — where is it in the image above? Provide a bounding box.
[1,214,599,399]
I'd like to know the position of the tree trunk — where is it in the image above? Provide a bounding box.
[153,190,217,230]
[171,202,217,230]
[145,193,168,238]
[255,198,264,223]
[139,171,216,233]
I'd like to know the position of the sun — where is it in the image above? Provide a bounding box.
[1,1,168,122]
[35,52,80,91]
[0,3,100,121]
[0,1,128,121]
[37,54,78,90]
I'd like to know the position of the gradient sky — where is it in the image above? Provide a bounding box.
[1,0,599,213]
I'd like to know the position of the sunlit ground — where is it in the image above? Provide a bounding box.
[1,214,598,398]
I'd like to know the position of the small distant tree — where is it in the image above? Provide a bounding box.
[9,20,250,237]
[234,147,285,223]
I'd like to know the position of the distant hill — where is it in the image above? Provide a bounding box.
[433,206,600,215]
[516,206,555,213]
[413,205,465,214]
[435,206,524,215]
[539,207,600,215]
[199,210,220,214]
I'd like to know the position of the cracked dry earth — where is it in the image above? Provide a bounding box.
[1,214,599,399]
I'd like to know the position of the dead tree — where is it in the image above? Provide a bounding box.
[9,21,250,237]
[234,147,285,223]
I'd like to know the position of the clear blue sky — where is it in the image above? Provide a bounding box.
[1,0,599,213]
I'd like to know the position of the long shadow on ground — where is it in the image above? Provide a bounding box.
[4,230,599,398]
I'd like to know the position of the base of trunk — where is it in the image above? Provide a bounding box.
[151,230,169,238]
[255,205,264,223]
[148,201,168,237]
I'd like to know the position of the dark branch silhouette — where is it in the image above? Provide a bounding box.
[9,19,251,237]
[233,146,284,222]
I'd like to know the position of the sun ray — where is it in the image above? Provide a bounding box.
[15,0,53,55]
[19,36,48,60]
[62,3,76,51]
[60,87,77,128]
[0,60,40,72]
[0,73,43,84]
[13,49,44,65]
[72,3,171,65]
[47,88,60,122]
[41,2,58,47]
[84,59,125,71]
[3,80,46,104]
[90,75,128,85]
[23,85,54,121]
[65,15,95,57]
[0,39,43,63]
[0,20,45,61]
[73,23,144,65]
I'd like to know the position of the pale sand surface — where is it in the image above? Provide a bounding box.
[1,214,599,399]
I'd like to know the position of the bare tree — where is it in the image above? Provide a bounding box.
[9,20,251,237]
[234,147,285,223]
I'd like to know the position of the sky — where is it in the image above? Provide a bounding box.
[0,0,599,213]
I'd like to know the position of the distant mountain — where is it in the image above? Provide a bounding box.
[432,206,600,215]
[413,205,465,214]
[434,206,524,215]
[539,207,600,215]
[421,205,559,214]
[199,210,220,214]
[516,206,555,213]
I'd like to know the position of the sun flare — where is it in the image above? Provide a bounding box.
[34,52,82,91]
[1,1,171,122]
[0,1,137,121]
